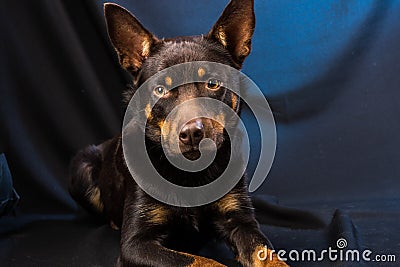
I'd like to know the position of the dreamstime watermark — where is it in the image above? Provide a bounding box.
[257,238,397,263]
[122,61,276,207]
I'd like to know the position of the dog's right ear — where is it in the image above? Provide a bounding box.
[207,0,255,68]
[104,3,158,74]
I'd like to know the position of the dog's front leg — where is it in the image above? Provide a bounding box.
[117,238,226,267]
[213,190,289,267]
[117,182,226,267]
[227,224,288,267]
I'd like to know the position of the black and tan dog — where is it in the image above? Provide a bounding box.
[69,1,288,266]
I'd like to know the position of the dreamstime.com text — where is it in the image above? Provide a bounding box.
[257,238,396,263]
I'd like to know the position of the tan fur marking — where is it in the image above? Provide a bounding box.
[242,45,250,57]
[121,55,132,70]
[216,26,227,47]
[216,192,240,214]
[251,246,289,267]
[158,120,164,130]
[165,76,172,86]
[212,113,225,136]
[146,206,169,225]
[215,113,225,127]
[231,94,238,110]
[110,221,120,230]
[185,254,226,267]
[87,187,104,213]
[145,103,152,120]
[197,67,206,78]
[141,39,151,58]
[159,120,171,137]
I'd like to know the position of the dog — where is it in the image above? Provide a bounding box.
[69,1,288,266]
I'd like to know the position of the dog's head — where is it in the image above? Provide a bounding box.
[105,0,255,160]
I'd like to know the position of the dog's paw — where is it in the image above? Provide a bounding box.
[187,255,227,267]
[252,246,289,267]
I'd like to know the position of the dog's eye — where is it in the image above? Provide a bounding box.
[153,86,167,97]
[206,78,222,90]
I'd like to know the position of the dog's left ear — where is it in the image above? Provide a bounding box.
[207,0,255,67]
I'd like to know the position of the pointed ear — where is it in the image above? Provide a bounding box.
[207,0,255,67]
[104,3,158,74]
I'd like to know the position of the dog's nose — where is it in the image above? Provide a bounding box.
[179,119,205,146]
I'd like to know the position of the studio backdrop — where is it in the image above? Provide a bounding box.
[1,1,399,266]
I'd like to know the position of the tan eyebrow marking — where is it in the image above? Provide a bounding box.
[165,76,172,86]
[197,67,206,78]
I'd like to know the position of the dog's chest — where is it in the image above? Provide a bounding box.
[169,207,216,233]
[165,208,216,252]
[173,208,202,231]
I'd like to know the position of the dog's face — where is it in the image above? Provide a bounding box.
[104,0,255,160]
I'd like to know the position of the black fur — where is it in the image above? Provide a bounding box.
[69,1,288,266]
[69,144,103,215]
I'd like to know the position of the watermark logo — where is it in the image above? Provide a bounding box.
[257,238,397,263]
[122,61,276,207]
[336,238,347,249]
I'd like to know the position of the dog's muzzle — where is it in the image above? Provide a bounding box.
[179,118,205,148]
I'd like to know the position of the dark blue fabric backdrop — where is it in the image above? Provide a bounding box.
[112,0,400,204]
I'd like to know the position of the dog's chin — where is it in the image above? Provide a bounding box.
[182,149,201,161]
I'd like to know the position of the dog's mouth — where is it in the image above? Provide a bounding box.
[181,148,201,160]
